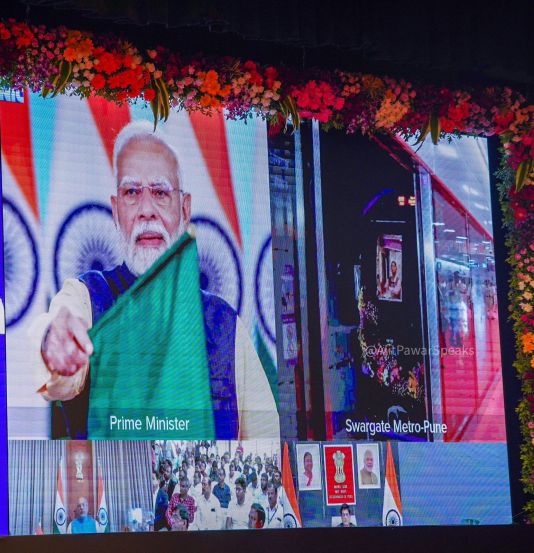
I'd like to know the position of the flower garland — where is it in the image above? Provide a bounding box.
[497,163,534,521]
[0,18,533,519]
[0,19,532,187]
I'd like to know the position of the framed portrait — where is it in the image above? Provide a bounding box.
[356,443,381,489]
[296,443,322,491]
[376,234,402,302]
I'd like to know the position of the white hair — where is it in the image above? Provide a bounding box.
[118,219,185,276]
[112,120,186,192]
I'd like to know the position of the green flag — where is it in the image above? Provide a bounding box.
[87,229,215,439]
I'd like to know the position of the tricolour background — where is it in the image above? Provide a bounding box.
[0,91,277,438]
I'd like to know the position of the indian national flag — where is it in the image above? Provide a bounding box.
[382,442,403,526]
[281,442,302,528]
[96,460,109,532]
[53,458,67,534]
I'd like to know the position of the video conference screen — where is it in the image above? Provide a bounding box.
[0,88,511,535]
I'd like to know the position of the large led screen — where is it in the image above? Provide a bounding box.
[0,89,511,535]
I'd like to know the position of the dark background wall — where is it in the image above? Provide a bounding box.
[3,1,533,93]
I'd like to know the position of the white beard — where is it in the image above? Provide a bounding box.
[119,220,185,276]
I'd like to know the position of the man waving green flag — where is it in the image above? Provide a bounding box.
[87,229,215,439]
[32,121,280,441]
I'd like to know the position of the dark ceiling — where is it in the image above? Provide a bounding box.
[4,0,533,95]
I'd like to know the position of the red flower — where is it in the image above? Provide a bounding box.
[0,24,11,40]
[91,74,106,90]
[144,88,156,102]
[515,207,528,223]
[96,52,121,74]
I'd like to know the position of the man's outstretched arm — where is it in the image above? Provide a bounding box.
[29,278,93,401]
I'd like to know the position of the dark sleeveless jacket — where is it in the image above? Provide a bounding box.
[53,264,239,439]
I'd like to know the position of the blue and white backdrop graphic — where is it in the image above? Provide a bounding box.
[1,92,276,438]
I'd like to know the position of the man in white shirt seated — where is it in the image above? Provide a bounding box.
[228,463,241,484]
[271,469,288,510]
[195,476,223,530]
[225,477,251,530]
[189,471,203,502]
[257,473,269,509]
[265,482,284,529]
[246,472,263,503]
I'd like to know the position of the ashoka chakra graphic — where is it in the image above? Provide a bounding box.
[2,197,39,327]
[385,509,401,526]
[54,203,122,291]
[98,507,108,526]
[254,236,275,344]
[55,507,66,527]
[191,216,243,314]
[283,512,298,528]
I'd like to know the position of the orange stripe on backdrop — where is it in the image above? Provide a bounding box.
[386,442,402,514]
[57,462,64,504]
[282,442,302,525]
[189,111,242,248]
[87,96,131,168]
[0,91,39,219]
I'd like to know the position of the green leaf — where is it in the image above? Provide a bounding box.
[287,96,301,131]
[51,60,73,98]
[279,95,300,133]
[155,77,170,122]
[515,159,532,191]
[415,116,431,145]
[150,95,160,131]
[430,112,441,145]
[277,97,290,133]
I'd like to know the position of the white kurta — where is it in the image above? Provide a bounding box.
[29,278,280,440]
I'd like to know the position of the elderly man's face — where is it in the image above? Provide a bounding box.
[112,138,191,275]
[201,477,211,497]
[364,452,374,471]
[76,497,88,518]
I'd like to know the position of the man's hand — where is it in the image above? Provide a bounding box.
[41,306,94,376]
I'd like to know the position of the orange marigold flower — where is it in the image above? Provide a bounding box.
[200,94,213,107]
[523,332,534,354]
[63,47,77,62]
[76,38,94,59]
